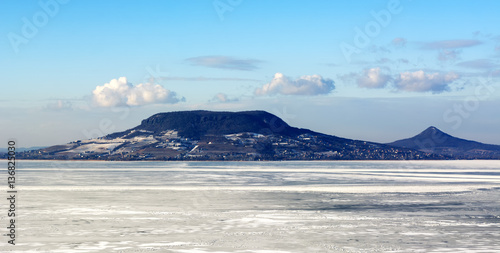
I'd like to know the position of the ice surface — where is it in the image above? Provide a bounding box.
[0,160,499,252]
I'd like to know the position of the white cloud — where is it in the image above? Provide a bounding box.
[395,71,459,93]
[356,67,392,89]
[255,73,335,96]
[211,93,238,103]
[92,77,184,107]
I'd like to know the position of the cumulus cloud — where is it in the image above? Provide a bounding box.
[421,39,482,49]
[356,68,392,89]
[211,93,238,103]
[392,37,407,47]
[186,56,262,71]
[394,71,459,93]
[92,77,184,107]
[255,73,335,96]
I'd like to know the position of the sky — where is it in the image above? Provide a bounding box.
[1,0,500,148]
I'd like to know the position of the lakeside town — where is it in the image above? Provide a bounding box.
[16,129,431,161]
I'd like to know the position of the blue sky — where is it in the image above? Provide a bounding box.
[1,0,500,148]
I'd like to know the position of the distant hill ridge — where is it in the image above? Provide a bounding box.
[387,126,500,158]
[11,111,500,160]
[107,110,314,139]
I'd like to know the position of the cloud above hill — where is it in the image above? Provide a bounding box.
[211,93,239,103]
[92,77,184,107]
[255,73,335,96]
[394,71,459,93]
[356,67,392,89]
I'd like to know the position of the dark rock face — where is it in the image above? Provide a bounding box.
[109,110,312,139]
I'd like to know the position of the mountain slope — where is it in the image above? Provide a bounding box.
[19,110,440,161]
[387,126,500,159]
[106,110,314,139]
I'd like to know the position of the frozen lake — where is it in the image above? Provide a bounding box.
[1,160,500,252]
